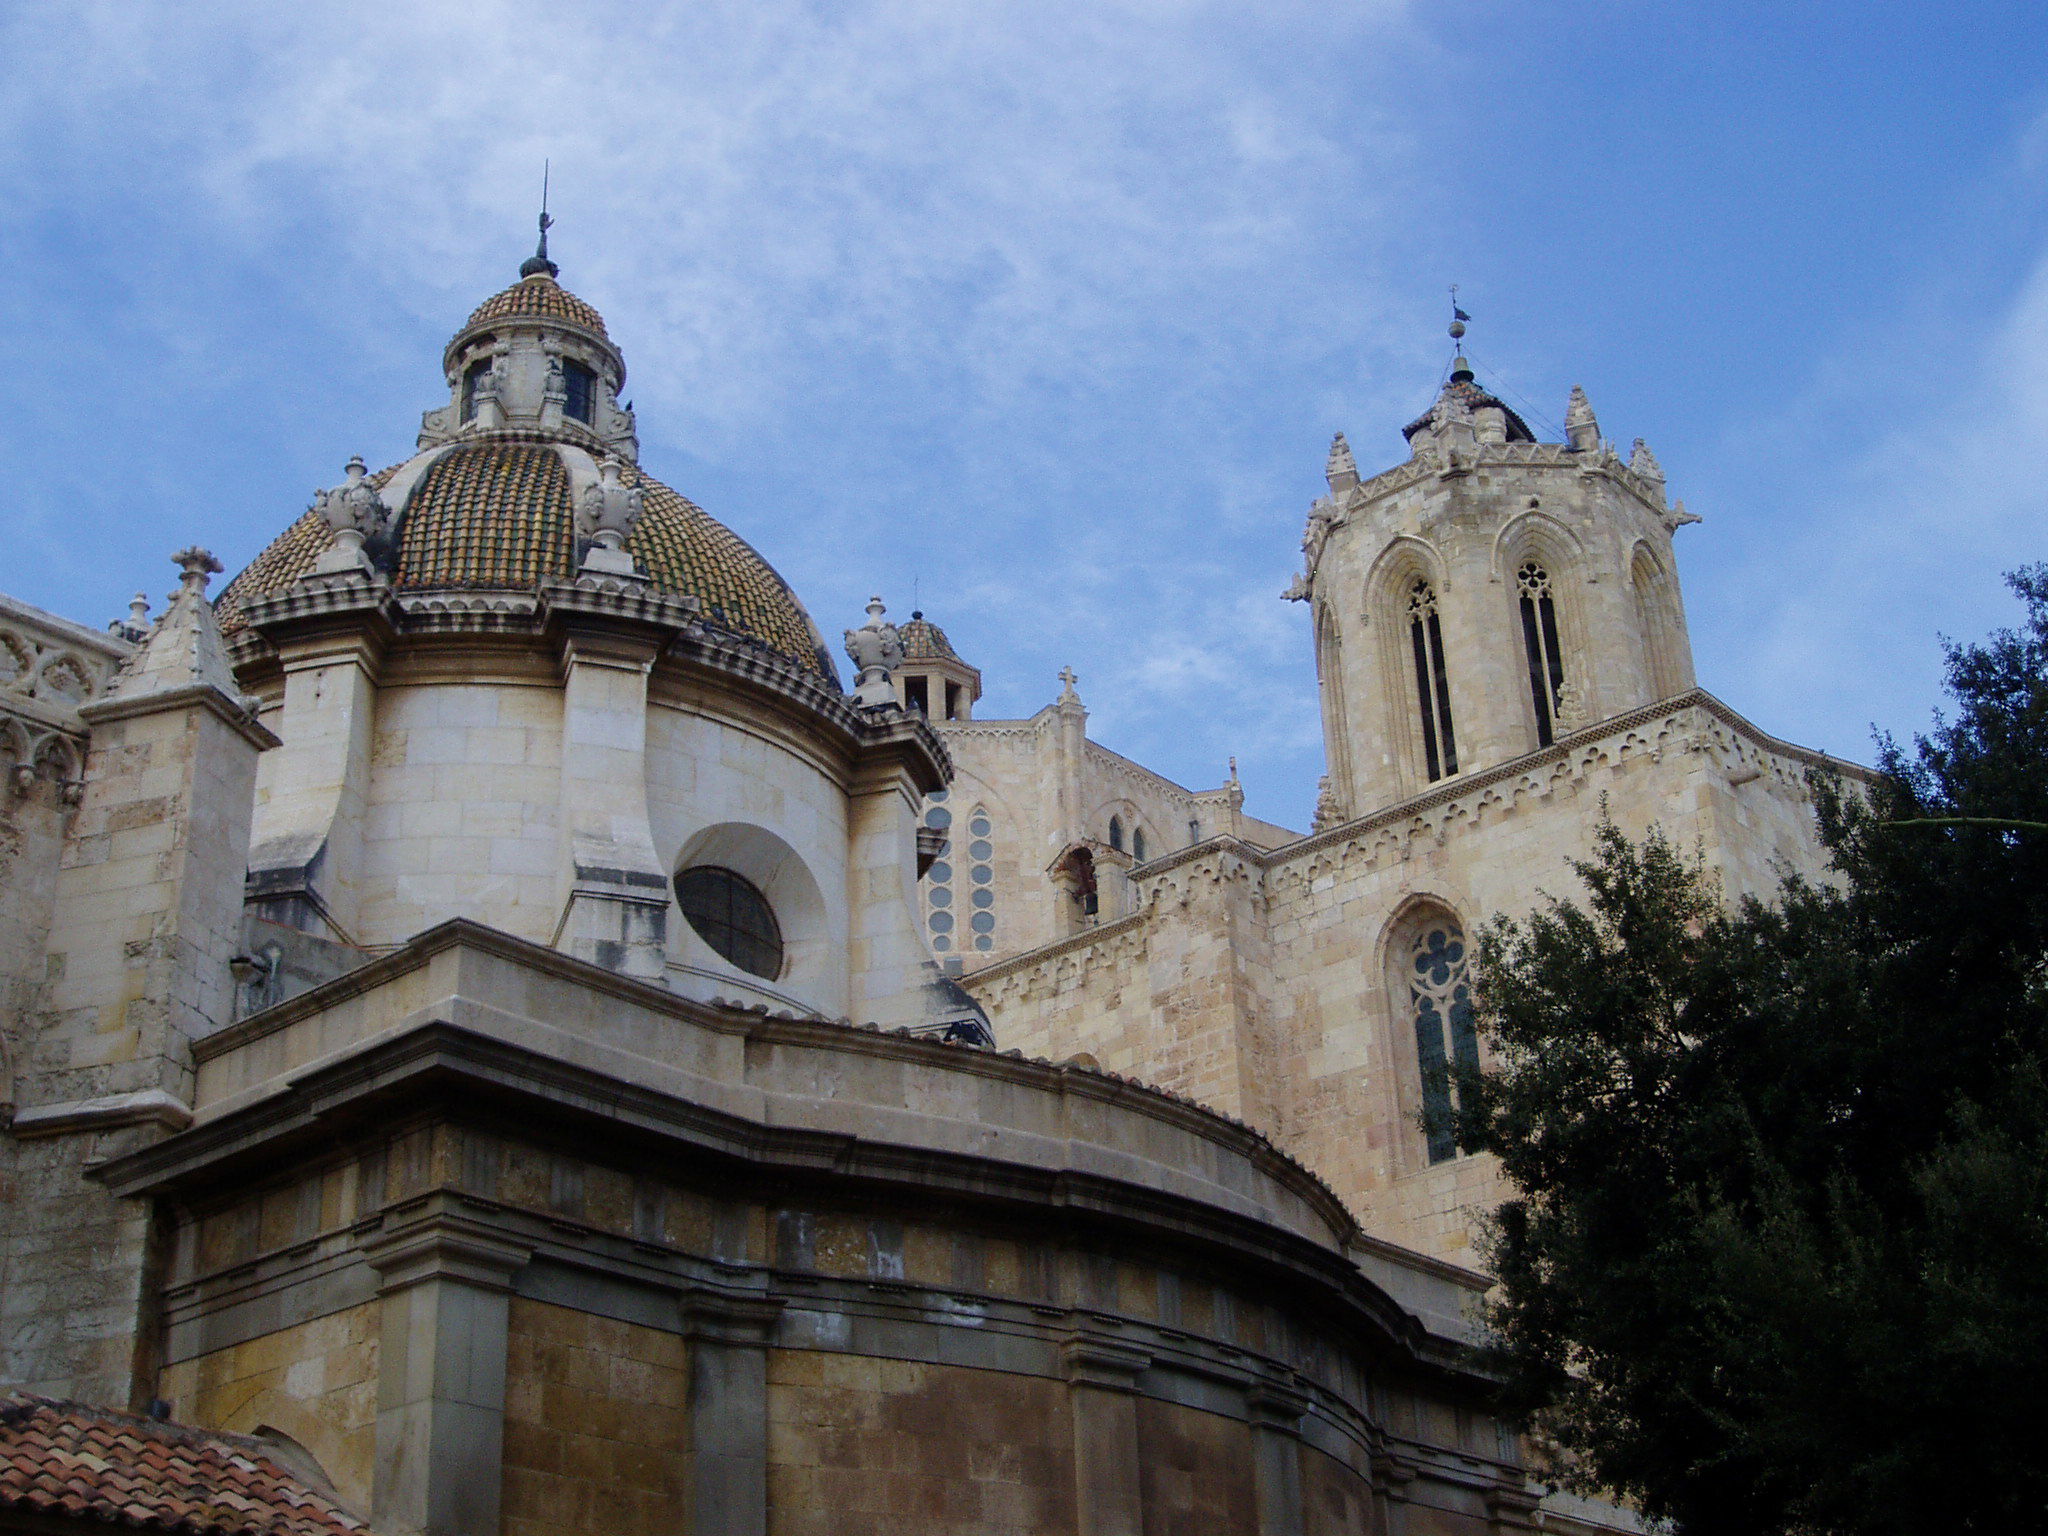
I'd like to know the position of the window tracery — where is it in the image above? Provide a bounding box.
[1408,918,1480,1164]
[1516,560,1567,747]
[1407,579,1458,781]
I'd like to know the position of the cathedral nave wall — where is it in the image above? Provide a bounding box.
[970,694,1847,1266]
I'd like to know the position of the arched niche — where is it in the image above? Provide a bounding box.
[672,822,829,998]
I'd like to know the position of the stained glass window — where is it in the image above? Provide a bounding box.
[1411,921,1480,1163]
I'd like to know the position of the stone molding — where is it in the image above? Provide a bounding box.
[360,1210,533,1296]
[98,922,1488,1373]
[228,578,951,791]
[78,680,281,752]
[965,688,1871,1002]
[8,1087,194,1139]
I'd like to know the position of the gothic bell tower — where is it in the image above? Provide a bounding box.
[1290,320,1700,823]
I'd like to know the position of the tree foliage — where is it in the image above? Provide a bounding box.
[1457,567,2048,1536]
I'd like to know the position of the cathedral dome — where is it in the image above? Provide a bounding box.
[217,250,837,682]
[217,445,836,680]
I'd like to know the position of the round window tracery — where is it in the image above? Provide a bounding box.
[675,866,784,980]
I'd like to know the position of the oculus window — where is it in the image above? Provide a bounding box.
[676,865,783,979]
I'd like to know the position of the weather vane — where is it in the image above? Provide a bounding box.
[1449,284,1470,343]
[521,159,559,279]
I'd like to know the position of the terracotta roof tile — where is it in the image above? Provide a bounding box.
[0,1395,370,1536]
[898,616,957,663]
[218,447,836,682]
[464,276,608,338]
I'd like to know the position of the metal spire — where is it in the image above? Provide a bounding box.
[520,160,559,279]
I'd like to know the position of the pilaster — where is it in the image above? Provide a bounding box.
[242,581,396,940]
[1248,1379,1309,1535]
[364,1216,532,1536]
[551,609,673,981]
[1061,1334,1149,1536]
[680,1288,784,1536]
[845,710,947,1028]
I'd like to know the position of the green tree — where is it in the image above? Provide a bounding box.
[1458,568,2048,1536]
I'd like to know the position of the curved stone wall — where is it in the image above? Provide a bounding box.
[110,921,1535,1536]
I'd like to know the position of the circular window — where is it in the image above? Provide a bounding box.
[969,839,993,861]
[971,887,993,908]
[971,864,992,885]
[970,911,995,934]
[675,866,784,980]
[970,816,991,838]
[928,861,953,884]
[933,935,951,952]
[930,887,953,908]
[928,789,949,803]
[925,807,952,829]
[929,911,954,934]
[974,935,993,952]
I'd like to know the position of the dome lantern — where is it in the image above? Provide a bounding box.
[421,229,638,464]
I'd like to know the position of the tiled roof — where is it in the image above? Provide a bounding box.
[216,465,401,634]
[0,1395,369,1536]
[216,446,835,682]
[395,444,575,590]
[463,275,608,338]
[898,616,957,662]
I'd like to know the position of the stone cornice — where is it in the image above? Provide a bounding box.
[104,1013,1473,1379]
[961,691,1871,1005]
[78,680,281,751]
[226,578,948,785]
[1272,687,1871,873]
[152,917,1369,1273]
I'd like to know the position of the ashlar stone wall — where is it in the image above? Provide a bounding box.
[972,692,1855,1266]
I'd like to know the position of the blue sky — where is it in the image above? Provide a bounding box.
[2,2,2044,830]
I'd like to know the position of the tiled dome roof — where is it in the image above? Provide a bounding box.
[464,274,608,338]
[898,614,957,662]
[217,445,835,682]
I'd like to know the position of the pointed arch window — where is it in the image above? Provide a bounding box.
[1131,826,1147,863]
[1107,816,1124,852]
[1407,580,1458,781]
[1409,920,1480,1163]
[1517,561,1567,747]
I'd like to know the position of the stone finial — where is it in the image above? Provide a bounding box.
[308,456,390,577]
[1057,666,1082,707]
[172,547,224,593]
[577,457,646,547]
[108,592,151,643]
[1312,774,1346,833]
[1629,438,1664,482]
[843,597,904,709]
[105,547,239,704]
[1325,432,1359,493]
[576,456,648,578]
[1565,385,1600,452]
